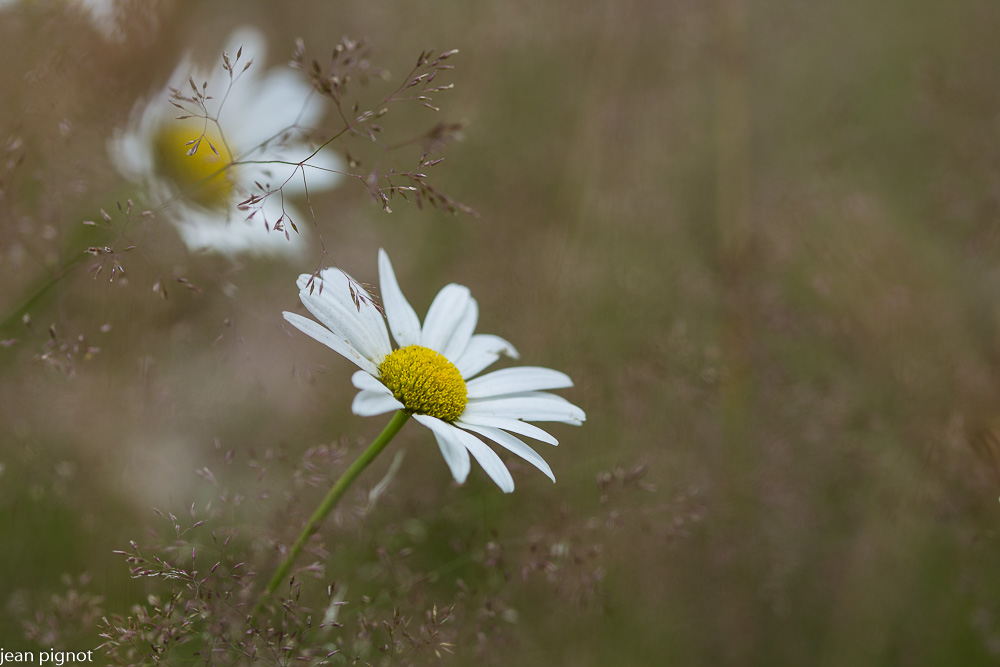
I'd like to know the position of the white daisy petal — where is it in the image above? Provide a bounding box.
[456,428,516,493]
[454,334,520,379]
[413,415,471,484]
[283,311,379,376]
[453,413,559,446]
[489,390,576,402]
[421,284,472,353]
[228,70,313,148]
[463,394,586,425]
[415,416,515,492]
[378,249,422,348]
[465,366,573,399]
[442,297,478,361]
[458,423,555,482]
[291,148,345,193]
[298,271,391,365]
[241,160,302,199]
[108,126,153,182]
[238,138,342,196]
[351,370,391,393]
[299,290,387,366]
[352,390,403,417]
[299,268,390,352]
[172,198,309,257]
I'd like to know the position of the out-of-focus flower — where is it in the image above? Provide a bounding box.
[110,27,342,258]
[283,249,585,492]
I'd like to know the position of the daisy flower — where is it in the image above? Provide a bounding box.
[283,249,585,492]
[109,27,342,258]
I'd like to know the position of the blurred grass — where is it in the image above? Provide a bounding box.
[4,0,1000,664]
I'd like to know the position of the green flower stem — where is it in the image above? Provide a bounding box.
[257,409,410,609]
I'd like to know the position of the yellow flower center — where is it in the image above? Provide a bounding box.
[378,345,468,422]
[153,122,234,210]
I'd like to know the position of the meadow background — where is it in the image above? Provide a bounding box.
[4,0,1000,664]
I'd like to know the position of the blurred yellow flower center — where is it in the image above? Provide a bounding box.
[153,122,234,210]
[378,345,467,422]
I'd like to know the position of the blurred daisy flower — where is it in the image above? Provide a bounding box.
[283,249,585,492]
[109,27,342,258]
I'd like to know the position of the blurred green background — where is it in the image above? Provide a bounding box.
[4,0,1000,664]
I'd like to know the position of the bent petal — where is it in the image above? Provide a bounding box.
[414,416,514,492]
[415,415,513,492]
[455,414,559,446]
[460,423,555,482]
[414,414,471,484]
[458,429,516,493]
